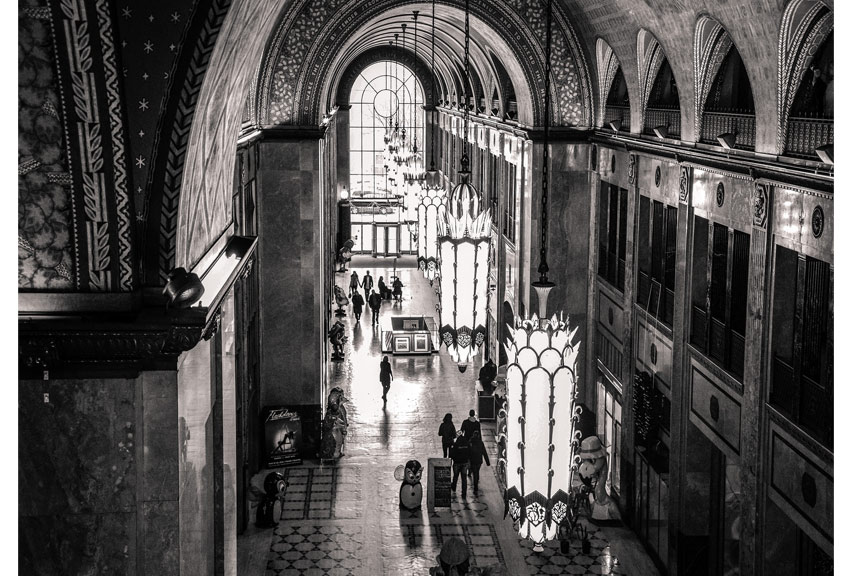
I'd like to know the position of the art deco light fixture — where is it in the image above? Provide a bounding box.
[436,0,491,373]
[503,0,583,552]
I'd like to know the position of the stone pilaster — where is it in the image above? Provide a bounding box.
[667,164,692,576]
[739,182,772,575]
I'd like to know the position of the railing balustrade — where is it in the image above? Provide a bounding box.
[700,111,755,149]
[643,108,681,138]
[785,117,833,158]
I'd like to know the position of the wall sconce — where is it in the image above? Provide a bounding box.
[815,144,834,165]
[716,131,737,150]
[163,267,204,308]
[608,119,621,132]
[652,125,668,139]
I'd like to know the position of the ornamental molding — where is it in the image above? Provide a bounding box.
[752,183,768,228]
[19,308,207,375]
[678,166,690,203]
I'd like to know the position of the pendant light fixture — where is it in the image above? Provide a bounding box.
[406,11,427,186]
[503,0,583,552]
[417,0,448,285]
[436,0,491,373]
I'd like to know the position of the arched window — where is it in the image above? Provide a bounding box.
[349,61,425,197]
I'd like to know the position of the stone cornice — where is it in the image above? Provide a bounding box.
[19,306,208,378]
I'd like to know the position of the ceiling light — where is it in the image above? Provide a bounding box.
[815,144,833,165]
[716,131,737,150]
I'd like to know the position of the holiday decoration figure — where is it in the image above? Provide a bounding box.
[395,459,423,511]
[577,435,611,518]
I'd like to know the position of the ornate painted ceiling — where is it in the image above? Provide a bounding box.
[17,0,833,293]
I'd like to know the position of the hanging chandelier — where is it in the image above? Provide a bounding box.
[436,0,491,373]
[503,0,583,552]
[405,13,426,186]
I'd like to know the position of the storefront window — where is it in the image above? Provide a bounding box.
[596,379,622,495]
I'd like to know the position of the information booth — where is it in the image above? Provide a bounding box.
[380,316,439,355]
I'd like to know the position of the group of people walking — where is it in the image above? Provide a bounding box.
[348,270,403,325]
[438,410,490,499]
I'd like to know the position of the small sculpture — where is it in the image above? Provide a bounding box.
[320,387,349,459]
[395,459,423,511]
[334,285,350,316]
[577,435,610,507]
[329,320,347,361]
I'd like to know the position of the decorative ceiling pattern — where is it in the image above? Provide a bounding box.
[636,29,666,132]
[19,3,74,290]
[114,1,195,225]
[776,0,833,155]
[692,16,733,141]
[259,0,592,128]
[595,38,620,128]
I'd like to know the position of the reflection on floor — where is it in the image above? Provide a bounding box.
[238,255,660,576]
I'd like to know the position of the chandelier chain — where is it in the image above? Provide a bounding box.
[463,0,470,168]
[429,0,436,171]
[413,13,418,151]
[538,0,553,280]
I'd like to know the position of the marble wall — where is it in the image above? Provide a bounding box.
[19,371,181,575]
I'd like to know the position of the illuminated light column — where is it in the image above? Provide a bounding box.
[436,160,490,372]
[416,186,446,283]
[504,313,582,550]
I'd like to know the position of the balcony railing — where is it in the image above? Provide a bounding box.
[604,105,631,130]
[643,108,681,138]
[785,117,833,158]
[700,111,755,149]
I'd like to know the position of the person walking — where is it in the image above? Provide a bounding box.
[379,355,393,402]
[362,271,374,297]
[468,430,490,497]
[460,409,481,439]
[368,289,382,325]
[438,413,457,458]
[351,289,364,322]
[392,277,403,302]
[449,434,470,499]
[348,271,360,297]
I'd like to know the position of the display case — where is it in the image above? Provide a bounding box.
[380,316,439,355]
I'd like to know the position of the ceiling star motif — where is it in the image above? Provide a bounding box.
[115,4,189,224]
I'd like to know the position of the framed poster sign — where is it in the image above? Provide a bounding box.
[427,457,453,511]
[264,407,303,467]
[414,333,429,352]
[395,336,410,352]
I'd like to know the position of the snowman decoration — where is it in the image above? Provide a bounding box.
[395,460,423,511]
[577,435,611,518]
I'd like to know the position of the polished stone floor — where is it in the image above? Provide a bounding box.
[237,255,660,576]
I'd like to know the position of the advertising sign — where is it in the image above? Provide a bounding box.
[264,407,303,467]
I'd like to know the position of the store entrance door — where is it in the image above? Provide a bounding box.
[374,224,399,257]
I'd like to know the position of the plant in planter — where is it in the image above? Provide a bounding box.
[575,523,591,555]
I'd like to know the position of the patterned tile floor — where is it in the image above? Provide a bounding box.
[237,255,660,576]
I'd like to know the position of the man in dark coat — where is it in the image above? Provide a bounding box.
[450,434,471,499]
[362,271,374,297]
[368,289,382,325]
[468,430,490,497]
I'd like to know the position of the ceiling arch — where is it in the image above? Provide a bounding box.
[253,0,593,128]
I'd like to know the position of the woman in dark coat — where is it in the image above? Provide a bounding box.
[438,413,457,458]
[351,289,364,321]
[392,277,403,302]
[468,430,490,497]
[379,355,393,402]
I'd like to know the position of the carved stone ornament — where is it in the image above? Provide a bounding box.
[628,154,636,185]
[812,205,824,238]
[611,154,616,173]
[679,167,689,203]
[19,307,207,376]
[242,257,255,280]
[716,182,725,207]
[202,310,222,341]
[709,395,720,422]
[649,343,657,365]
[654,166,661,187]
[752,183,768,228]
[591,144,598,171]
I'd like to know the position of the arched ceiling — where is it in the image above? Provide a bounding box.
[252,0,594,128]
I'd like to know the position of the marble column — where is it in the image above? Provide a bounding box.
[257,136,326,454]
[585,147,601,430]
[667,164,693,576]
